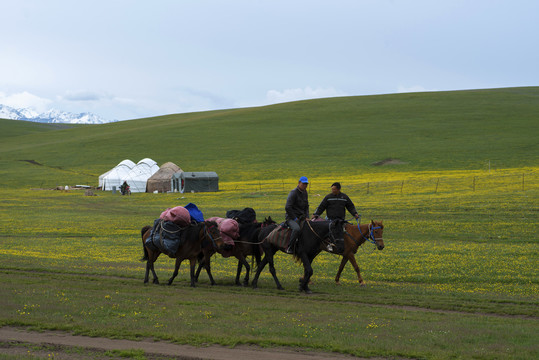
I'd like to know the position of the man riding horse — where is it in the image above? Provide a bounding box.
[312,182,359,253]
[285,176,309,254]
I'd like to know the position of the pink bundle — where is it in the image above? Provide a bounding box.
[207,217,224,225]
[160,206,191,227]
[207,217,238,246]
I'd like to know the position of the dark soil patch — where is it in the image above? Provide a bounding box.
[371,158,408,166]
[18,159,43,166]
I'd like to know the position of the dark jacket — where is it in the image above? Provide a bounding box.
[314,192,358,220]
[285,186,309,221]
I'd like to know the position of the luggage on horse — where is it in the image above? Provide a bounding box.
[226,207,257,224]
[145,219,185,257]
[206,217,238,247]
[184,203,204,223]
[160,206,191,226]
[265,224,293,249]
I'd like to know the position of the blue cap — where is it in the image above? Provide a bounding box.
[299,176,309,184]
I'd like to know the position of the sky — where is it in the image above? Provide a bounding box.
[1,0,538,121]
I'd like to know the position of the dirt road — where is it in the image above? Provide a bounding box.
[0,326,374,360]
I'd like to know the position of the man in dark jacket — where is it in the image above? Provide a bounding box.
[285,176,309,253]
[313,182,359,221]
[313,182,359,253]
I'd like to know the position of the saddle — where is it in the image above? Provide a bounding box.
[145,219,185,258]
[265,219,306,249]
[265,225,293,249]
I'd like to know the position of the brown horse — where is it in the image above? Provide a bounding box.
[331,220,384,286]
[195,217,277,286]
[140,221,222,287]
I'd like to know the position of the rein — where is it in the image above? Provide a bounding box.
[344,221,383,248]
[223,222,274,245]
[204,223,221,249]
[306,220,333,246]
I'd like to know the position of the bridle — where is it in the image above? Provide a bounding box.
[203,222,222,248]
[344,221,383,247]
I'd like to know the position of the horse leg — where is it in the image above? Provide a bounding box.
[235,260,243,286]
[150,261,159,284]
[239,256,251,287]
[189,258,197,287]
[335,255,349,285]
[203,253,216,286]
[299,253,313,294]
[194,259,204,283]
[145,250,159,284]
[348,254,366,286]
[267,251,284,290]
[251,254,269,289]
[168,258,181,285]
[144,260,151,284]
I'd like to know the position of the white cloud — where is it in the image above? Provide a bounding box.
[0,91,52,112]
[265,86,347,104]
[397,85,438,94]
[61,90,112,102]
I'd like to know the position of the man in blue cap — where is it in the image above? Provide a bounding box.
[285,176,309,253]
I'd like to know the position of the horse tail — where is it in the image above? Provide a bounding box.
[140,225,151,262]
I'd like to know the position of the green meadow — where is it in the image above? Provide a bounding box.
[1,87,538,359]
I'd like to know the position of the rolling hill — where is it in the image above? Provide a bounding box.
[1,87,538,188]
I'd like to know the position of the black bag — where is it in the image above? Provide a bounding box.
[226,207,257,224]
[145,219,184,257]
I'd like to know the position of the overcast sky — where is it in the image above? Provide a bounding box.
[1,0,538,121]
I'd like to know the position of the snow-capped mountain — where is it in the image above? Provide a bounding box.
[0,104,114,124]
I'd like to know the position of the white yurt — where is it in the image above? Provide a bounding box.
[121,158,160,193]
[100,160,136,191]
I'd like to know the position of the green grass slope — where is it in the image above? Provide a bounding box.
[1,87,538,188]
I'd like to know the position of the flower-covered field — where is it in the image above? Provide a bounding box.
[1,167,538,359]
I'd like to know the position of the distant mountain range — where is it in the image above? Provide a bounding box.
[0,104,114,124]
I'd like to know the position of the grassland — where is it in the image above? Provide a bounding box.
[1,87,538,359]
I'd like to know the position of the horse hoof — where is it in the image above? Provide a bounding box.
[277,286,285,291]
[360,283,367,287]
[335,281,341,286]
[153,279,159,284]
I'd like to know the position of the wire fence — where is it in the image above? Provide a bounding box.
[220,170,539,196]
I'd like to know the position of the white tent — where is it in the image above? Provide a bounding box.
[100,160,136,191]
[121,158,159,193]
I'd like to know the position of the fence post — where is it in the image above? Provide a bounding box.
[522,173,525,191]
[435,178,440,193]
[366,182,370,195]
[400,180,404,195]
[473,176,476,192]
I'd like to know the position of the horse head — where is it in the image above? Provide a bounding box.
[264,216,277,225]
[370,220,385,250]
[204,220,225,250]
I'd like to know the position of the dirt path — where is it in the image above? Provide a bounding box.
[0,327,375,360]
